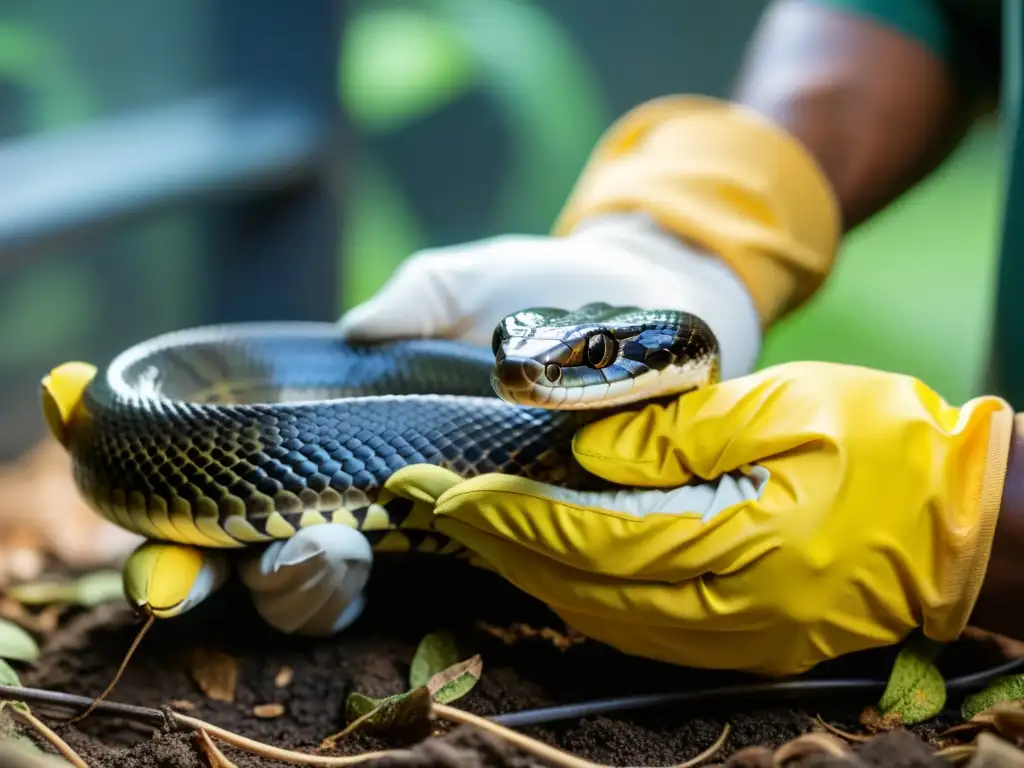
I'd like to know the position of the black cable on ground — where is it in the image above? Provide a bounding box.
[488,658,1024,728]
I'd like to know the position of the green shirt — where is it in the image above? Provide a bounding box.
[810,0,1023,405]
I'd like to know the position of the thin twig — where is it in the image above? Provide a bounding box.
[70,613,154,724]
[436,703,596,768]
[13,708,89,768]
[435,703,731,768]
[197,729,239,768]
[938,722,986,738]
[173,713,409,766]
[678,724,730,768]
[815,716,872,744]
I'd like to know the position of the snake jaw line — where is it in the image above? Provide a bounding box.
[40,361,97,447]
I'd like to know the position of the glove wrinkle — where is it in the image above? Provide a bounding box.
[239,526,373,637]
[440,468,768,521]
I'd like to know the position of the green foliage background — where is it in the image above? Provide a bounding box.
[0,0,1004,456]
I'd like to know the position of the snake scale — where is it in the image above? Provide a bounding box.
[51,303,719,553]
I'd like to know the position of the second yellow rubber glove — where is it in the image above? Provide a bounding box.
[390,362,1014,676]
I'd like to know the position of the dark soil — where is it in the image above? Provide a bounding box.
[3,556,1006,767]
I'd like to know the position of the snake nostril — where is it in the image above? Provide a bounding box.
[544,363,561,384]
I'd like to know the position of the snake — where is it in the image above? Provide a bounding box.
[44,303,719,553]
[38,301,1024,723]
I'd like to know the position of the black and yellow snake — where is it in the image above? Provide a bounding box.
[37,302,1024,721]
[43,303,719,553]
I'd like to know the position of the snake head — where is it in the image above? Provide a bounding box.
[490,304,720,410]
[40,361,97,448]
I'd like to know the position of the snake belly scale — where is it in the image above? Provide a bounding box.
[46,304,719,554]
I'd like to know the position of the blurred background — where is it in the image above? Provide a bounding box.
[0,0,1004,464]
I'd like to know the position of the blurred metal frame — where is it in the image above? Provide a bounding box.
[0,0,345,324]
[986,0,1022,408]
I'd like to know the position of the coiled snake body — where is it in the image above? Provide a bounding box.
[42,303,1024,718]
[49,304,719,554]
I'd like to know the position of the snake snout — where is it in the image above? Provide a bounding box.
[496,356,547,390]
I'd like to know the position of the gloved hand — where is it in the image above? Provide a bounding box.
[134,94,847,637]
[338,213,762,381]
[339,95,846,382]
[382,361,1015,677]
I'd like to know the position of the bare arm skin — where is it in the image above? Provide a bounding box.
[733,0,979,231]
[972,424,1024,638]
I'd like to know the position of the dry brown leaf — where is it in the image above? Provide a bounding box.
[425,654,483,702]
[859,705,905,733]
[252,703,285,719]
[966,732,1024,767]
[273,666,293,688]
[168,700,196,711]
[186,648,238,703]
[774,732,851,763]
[989,705,1024,746]
[934,744,979,766]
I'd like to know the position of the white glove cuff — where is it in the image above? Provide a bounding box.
[572,213,762,380]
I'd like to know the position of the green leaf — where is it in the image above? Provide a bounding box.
[69,570,126,606]
[0,659,30,717]
[877,637,946,725]
[0,736,70,767]
[0,619,39,663]
[9,735,42,755]
[6,569,124,608]
[409,631,459,689]
[962,674,1024,721]
[426,654,483,705]
[345,691,388,722]
[324,687,433,748]
[339,9,475,134]
[0,658,22,687]
[352,686,432,736]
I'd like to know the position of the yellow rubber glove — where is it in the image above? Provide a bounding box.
[389,362,1015,677]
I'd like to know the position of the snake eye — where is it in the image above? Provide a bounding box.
[585,332,617,369]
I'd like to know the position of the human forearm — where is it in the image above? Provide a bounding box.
[733,0,977,231]
[971,417,1024,638]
